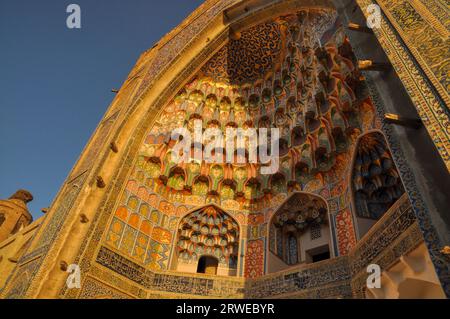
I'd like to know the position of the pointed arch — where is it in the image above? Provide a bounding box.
[171,204,240,276]
[349,130,405,239]
[267,192,333,273]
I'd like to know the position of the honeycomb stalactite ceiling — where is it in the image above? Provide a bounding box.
[272,192,328,232]
[352,132,405,220]
[142,8,366,205]
[96,1,417,286]
[177,206,240,264]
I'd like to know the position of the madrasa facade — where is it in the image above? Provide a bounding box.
[0,0,449,299]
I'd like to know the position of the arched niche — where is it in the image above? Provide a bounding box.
[350,131,405,238]
[171,205,240,276]
[197,255,219,275]
[267,192,332,274]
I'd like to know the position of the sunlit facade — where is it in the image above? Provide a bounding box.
[0,0,448,299]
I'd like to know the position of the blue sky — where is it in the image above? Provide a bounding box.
[0,0,203,219]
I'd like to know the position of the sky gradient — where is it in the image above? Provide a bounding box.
[0,0,204,219]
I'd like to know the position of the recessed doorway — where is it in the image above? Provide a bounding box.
[197,256,219,275]
[306,245,330,263]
